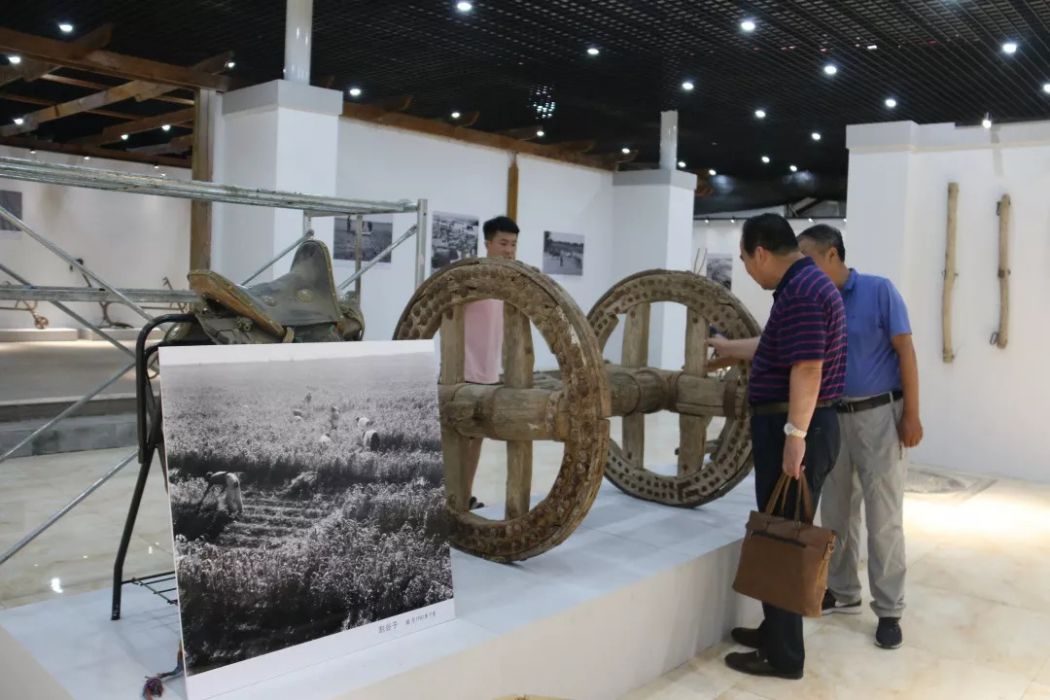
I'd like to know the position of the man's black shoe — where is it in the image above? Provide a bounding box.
[822,589,862,615]
[730,627,762,649]
[876,617,903,649]
[724,651,803,680]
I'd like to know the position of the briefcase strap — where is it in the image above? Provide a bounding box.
[764,473,815,523]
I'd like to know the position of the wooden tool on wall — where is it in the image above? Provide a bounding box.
[992,194,1011,349]
[942,182,959,363]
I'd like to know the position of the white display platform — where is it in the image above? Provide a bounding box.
[0,477,760,700]
[0,328,79,342]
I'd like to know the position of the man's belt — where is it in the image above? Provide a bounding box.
[837,390,903,414]
[750,400,837,416]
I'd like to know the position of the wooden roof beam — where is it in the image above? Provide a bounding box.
[364,94,413,112]
[549,139,597,153]
[132,52,233,102]
[0,24,113,88]
[2,80,156,137]
[0,135,189,168]
[129,133,194,156]
[41,74,194,106]
[0,91,140,120]
[72,107,195,146]
[0,27,230,91]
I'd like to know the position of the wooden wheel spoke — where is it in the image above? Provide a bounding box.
[439,306,468,511]
[678,310,709,475]
[621,303,650,467]
[503,303,534,520]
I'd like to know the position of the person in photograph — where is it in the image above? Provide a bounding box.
[797,224,922,650]
[461,215,519,509]
[202,471,244,516]
[710,213,846,680]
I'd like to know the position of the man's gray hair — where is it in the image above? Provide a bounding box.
[798,224,846,262]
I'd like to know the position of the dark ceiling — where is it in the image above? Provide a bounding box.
[3,0,1050,182]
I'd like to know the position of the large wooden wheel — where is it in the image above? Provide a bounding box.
[394,258,610,562]
[588,270,761,507]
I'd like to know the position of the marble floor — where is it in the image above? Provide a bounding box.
[1,413,1048,700]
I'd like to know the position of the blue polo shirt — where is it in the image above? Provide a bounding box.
[840,269,911,398]
[749,257,847,404]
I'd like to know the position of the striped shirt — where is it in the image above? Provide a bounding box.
[749,257,847,404]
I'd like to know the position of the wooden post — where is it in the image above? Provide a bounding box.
[678,310,709,475]
[503,303,534,519]
[994,194,1010,349]
[507,155,519,220]
[189,88,214,270]
[354,214,364,300]
[440,306,470,512]
[621,304,650,466]
[942,182,958,363]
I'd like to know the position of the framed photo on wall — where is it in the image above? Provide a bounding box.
[542,231,584,276]
[333,214,394,265]
[430,212,479,271]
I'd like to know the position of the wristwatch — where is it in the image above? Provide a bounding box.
[783,422,807,439]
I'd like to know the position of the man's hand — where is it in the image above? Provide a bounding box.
[709,335,760,362]
[898,411,923,448]
[709,334,733,358]
[782,435,806,479]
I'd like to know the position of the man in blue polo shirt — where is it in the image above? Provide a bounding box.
[797,224,923,651]
[711,214,846,680]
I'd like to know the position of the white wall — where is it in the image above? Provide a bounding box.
[847,119,1050,483]
[0,146,191,329]
[336,119,616,370]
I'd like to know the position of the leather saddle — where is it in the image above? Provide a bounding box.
[177,239,364,345]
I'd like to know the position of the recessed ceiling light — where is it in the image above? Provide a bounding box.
[29,149,36,154]
[456,1,473,12]
[13,117,24,125]
[161,124,171,132]
[681,80,695,91]
[1043,83,1050,95]
[8,55,22,66]
[885,97,898,108]
[348,86,362,97]
[867,44,878,50]
[587,46,600,57]
[120,133,129,141]
[1002,41,1018,55]
[536,129,545,137]
[83,156,90,161]
[704,218,710,224]
[451,111,461,119]
[678,160,686,168]
[790,164,798,172]
[811,131,822,141]
[843,218,847,223]
[823,63,838,76]
[621,147,631,154]
[982,115,993,129]
[161,173,167,177]
[154,164,160,169]
[808,217,814,223]
[708,168,717,176]
[730,218,736,223]
[761,155,771,164]
[225,60,236,69]
[740,19,757,32]
[58,22,74,33]
[754,109,767,119]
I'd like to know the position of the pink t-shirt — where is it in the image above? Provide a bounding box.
[463,299,503,384]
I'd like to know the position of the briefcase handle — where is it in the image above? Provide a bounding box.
[763,473,815,524]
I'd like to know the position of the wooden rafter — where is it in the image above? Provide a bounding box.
[499,125,544,141]
[0,135,189,168]
[0,27,231,91]
[133,52,232,102]
[365,94,414,112]
[72,107,194,146]
[128,133,194,156]
[549,139,596,153]
[0,24,113,88]
[0,91,140,120]
[342,101,615,171]
[42,74,195,106]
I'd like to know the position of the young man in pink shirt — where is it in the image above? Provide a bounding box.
[462,216,519,509]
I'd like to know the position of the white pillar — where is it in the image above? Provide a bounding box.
[284,0,313,84]
[659,110,678,171]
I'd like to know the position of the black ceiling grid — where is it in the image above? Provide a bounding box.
[1,1,1049,178]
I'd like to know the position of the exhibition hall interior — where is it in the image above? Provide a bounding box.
[1,1,1049,698]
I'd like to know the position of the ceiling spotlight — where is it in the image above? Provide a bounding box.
[740,19,757,32]
[536,129,545,137]
[621,147,631,154]
[730,218,736,223]
[708,168,717,176]
[161,173,167,177]
[823,63,838,76]
[1002,41,1018,55]
[13,117,24,126]
[83,156,90,161]
[761,155,771,164]
[982,114,993,129]
[885,97,898,108]
[867,44,878,50]
[808,217,814,223]
[451,111,461,119]
[677,160,686,168]
[456,1,473,12]
[8,54,22,65]
[1043,83,1050,94]
[754,109,767,119]
[843,218,847,223]
[704,218,710,224]
[161,124,171,132]
[120,133,129,141]
[681,80,695,91]
[587,46,600,57]
[789,164,798,172]
[154,164,160,169]
[348,86,362,97]
[58,23,74,33]
[225,60,236,69]
[29,149,36,154]
[811,131,822,141]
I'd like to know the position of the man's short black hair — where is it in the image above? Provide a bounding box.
[741,213,799,256]
[798,224,846,262]
[483,215,519,241]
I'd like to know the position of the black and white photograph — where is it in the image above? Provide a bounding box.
[706,252,733,290]
[159,342,453,691]
[0,189,23,237]
[333,215,394,265]
[430,211,478,270]
[542,231,584,276]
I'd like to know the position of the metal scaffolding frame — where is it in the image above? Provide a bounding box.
[0,154,431,569]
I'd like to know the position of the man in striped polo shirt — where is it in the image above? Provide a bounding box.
[710,213,846,680]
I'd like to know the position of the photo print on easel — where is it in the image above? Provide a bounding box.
[542,231,584,276]
[0,190,23,240]
[430,211,478,271]
[159,341,454,699]
[706,252,733,290]
[333,214,394,265]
